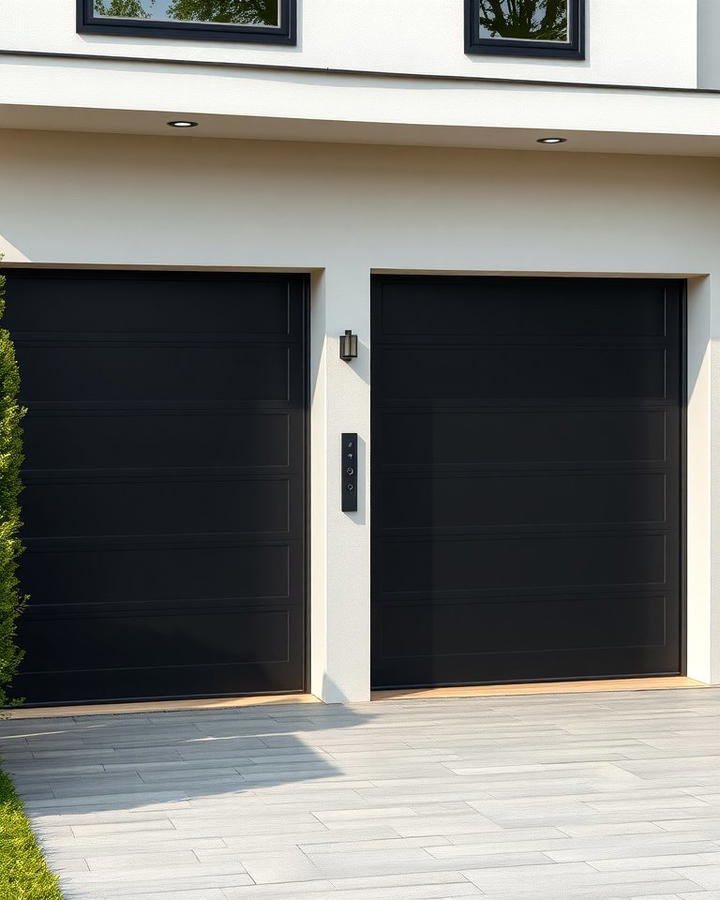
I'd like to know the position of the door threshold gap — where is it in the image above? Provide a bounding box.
[372,676,708,700]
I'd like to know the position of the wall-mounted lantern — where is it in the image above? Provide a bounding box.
[339,330,358,362]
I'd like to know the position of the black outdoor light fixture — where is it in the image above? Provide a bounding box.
[339,330,358,361]
[537,137,567,144]
[167,120,198,128]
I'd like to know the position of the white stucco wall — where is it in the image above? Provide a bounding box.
[1,130,719,699]
[1,0,699,88]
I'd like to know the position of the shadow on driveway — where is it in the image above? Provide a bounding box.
[0,698,375,818]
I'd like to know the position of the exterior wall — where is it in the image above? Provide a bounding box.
[698,0,720,88]
[1,130,719,699]
[2,0,698,88]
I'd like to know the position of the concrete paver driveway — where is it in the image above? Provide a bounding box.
[2,689,720,899]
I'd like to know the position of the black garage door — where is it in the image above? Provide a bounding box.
[372,276,684,688]
[5,270,307,705]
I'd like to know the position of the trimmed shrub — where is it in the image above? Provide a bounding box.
[0,268,26,705]
[0,768,62,898]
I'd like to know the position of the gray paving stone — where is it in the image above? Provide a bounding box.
[678,893,720,899]
[2,688,719,898]
[62,861,255,885]
[312,806,417,821]
[324,872,474,890]
[546,840,720,863]
[557,821,666,837]
[461,863,691,890]
[24,790,191,810]
[69,818,175,836]
[220,879,337,897]
[232,848,323,884]
[447,825,569,844]
[60,873,255,895]
[299,836,451,854]
[390,814,506,836]
[83,849,203,871]
[219,827,400,852]
[49,836,229,853]
[656,866,720,889]
[592,850,720,870]
[306,851,542,880]
[305,884,481,899]
[659,818,720,833]
[103,891,228,900]
[496,888,693,899]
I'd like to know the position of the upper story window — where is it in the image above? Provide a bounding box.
[77,0,296,44]
[465,0,584,59]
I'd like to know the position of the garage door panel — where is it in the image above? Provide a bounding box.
[378,473,667,530]
[20,607,295,673]
[379,278,669,338]
[378,347,668,402]
[376,637,676,688]
[6,271,307,704]
[16,659,302,705]
[22,479,291,538]
[380,534,667,595]
[17,345,293,404]
[4,273,293,336]
[22,411,293,471]
[380,596,668,658]
[373,276,682,687]
[378,410,669,466]
[18,544,292,608]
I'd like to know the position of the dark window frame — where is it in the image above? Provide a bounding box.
[465,0,585,60]
[77,0,296,44]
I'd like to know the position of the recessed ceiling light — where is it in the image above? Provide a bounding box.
[537,137,567,144]
[167,120,198,128]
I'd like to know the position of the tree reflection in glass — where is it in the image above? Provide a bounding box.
[93,0,280,26]
[477,0,569,42]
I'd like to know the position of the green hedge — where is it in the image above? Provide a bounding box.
[0,269,26,706]
[0,768,61,899]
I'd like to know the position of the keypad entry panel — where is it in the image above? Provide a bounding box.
[342,433,358,512]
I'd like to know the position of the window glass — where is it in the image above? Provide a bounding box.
[92,0,280,28]
[477,0,569,44]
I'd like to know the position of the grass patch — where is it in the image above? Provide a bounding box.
[0,768,61,899]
